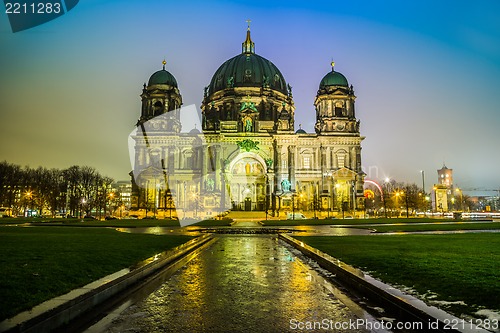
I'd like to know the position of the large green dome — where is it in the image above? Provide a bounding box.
[208,29,287,95]
[319,70,348,88]
[208,53,287,95]
[148,69,178,87]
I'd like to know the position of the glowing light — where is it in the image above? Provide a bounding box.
[364,179,383,197]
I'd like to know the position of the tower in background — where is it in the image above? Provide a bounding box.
[432,164,454,212]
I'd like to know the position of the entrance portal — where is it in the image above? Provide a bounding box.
[244,197,251,211]
[229,153,267,211]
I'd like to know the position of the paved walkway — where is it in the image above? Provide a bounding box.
[92,236,379,332]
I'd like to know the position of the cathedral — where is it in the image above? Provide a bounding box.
[130,26,365,219]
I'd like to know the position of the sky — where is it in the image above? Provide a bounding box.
[1,0,499,195]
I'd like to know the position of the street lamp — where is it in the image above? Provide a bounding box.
[81,198,86,218]
[25,191,33,217]
[165,189,173,219]
[455,188,463,211]
[383,178,392,217]
[323,171,333,218]
[420,170,426,217]
[108,192,115,217]
[395,191,400,217]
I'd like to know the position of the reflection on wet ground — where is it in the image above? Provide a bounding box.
[115,225,372,236]
[98,236,374,333]
[115,218,499,237]
[371,229,500,236]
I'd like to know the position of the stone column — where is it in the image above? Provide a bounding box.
[288,145,296,190]
[273,141,281,192]
[214,145,221,190]
[272,140,279,214]
[320,146,327,192]
[201,145,207,191]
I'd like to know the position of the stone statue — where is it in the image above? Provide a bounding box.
[262,75,270,88]
[244,116,253,132]
[281,179,291,192]
[265,158,273,169]
[206,178,215,192]
[314,122,321,134]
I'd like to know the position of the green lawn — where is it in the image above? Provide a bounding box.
[366,222,500,233]
[295,234,500,317]
[1,217,236,228]
[0,227,194,321]
[0,217,182,227]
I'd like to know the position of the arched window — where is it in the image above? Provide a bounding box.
[336,150,347,168]
[335,101,344,117]
[153,101,164,116]
[182,150,193,169]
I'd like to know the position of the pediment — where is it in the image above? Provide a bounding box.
[331,167,357,180]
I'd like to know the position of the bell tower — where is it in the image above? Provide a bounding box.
[138,60,182,133]
[314,62,358,135]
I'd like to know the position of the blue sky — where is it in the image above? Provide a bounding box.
[1,0,499,194]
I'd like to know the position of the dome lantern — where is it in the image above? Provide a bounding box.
[242,19,255,54]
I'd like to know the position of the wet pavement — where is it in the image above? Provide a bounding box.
[94,236,376,332]
[115,225,372,237]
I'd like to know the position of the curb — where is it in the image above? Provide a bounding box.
[0,234,214,333]
[279,234,491,333]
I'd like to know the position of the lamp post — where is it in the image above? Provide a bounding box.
[335,183,340,216]
[404,187,409,218]
[25,190,33,217]
[81,198,86,219]
[395,191,400,217]
[455,187,463,211]
[108,192,115,218]
[265,174,269,221]
[420,170,426,217]
[382,190,388,218]
[384,178,391,218]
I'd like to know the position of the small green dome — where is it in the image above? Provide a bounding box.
[295,128,307,134]
[319,70,348,88]
[148,69,178,87]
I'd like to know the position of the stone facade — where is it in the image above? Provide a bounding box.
[130,29,365,218]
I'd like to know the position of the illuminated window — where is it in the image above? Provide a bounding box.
[183,150,193,169]
[303,157,310,169]
[337,154,345,168]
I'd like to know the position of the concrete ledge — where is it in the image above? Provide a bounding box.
[0,234,213,333]
[279,234,491,333]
